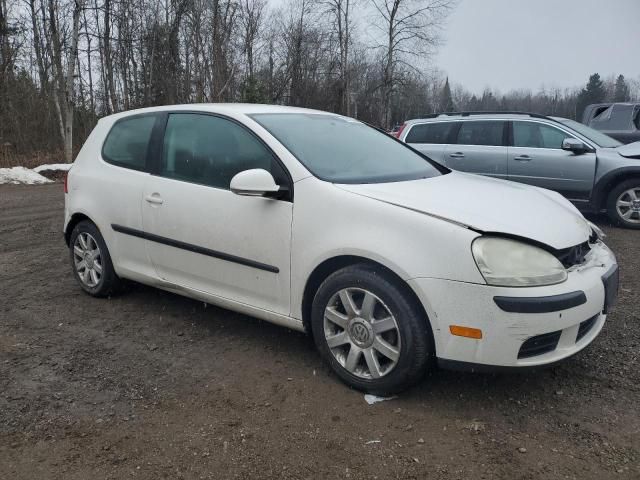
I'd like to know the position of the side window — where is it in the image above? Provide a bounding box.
[591,106,612,124]
[455,121,504,146]
[160,113,285,190]
[538,124,570,149]
[102,115,157,170]
[513,122,572,149]
[405,122,454,144]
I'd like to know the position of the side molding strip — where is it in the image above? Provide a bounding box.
[111,224,279,274]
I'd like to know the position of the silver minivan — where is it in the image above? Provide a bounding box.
[397,112,640,229]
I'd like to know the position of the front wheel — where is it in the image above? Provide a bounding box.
[606,180,640,229]
[311,264,433,395]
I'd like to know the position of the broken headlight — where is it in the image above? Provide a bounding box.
[472,237,567,287]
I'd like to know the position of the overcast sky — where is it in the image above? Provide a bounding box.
[435,0,640,93]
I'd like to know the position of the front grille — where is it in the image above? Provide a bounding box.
[577,315,598,342]
[555,241,591,268]
[518,330,562,359]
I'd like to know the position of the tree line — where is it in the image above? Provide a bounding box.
[448,73,638,123]
[0,0,638,164]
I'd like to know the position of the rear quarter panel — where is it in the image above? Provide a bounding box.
[65,117,156,280]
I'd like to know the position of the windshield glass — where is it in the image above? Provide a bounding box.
[554,118,622,148]
[251,113,445,183]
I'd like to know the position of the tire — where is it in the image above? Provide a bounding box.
[311,263,433,395]
[69,220,122,297]
[606,179,640,229]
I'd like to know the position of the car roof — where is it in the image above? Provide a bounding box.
[586,102,640,107]
[98,103,339,122]
[403,113,569,125]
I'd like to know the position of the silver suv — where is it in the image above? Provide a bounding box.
[397,112,640,229]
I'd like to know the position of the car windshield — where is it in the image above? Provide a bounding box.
[553,118,622,148]
[251,113,446,184]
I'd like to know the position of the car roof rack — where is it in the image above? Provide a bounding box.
[418,111,559,122]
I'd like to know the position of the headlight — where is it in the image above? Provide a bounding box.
[472,237,567,287]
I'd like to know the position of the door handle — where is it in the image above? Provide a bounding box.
[145,193,164,205]
[449,152,465,158]
[514,155,532,161]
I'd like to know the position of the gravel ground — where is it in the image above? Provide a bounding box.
[1,183,638,479]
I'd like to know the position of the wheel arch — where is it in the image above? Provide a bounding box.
[593,167,640,211]
[301,255,434,345]
[64,212,94,245]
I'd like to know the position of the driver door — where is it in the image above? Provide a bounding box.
[507,120,597,201]
[141,112,293,315]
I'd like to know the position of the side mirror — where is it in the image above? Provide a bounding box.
[562,138,590,155]
[230,168,280,197]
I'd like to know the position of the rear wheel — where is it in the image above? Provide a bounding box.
[606,179,640,229]
[311,264,432,395]
[69,220,122,296]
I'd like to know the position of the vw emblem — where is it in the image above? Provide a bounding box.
[349,322,370,345]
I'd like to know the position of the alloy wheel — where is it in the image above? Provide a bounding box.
[323,288,401,379]
[616,187,640,224]
[73,232,103,288]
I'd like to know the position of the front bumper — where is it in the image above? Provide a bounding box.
[408,241,618,368]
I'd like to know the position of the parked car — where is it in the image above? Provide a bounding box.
[65,104,618,394]
[388,124,403,136]
[397,111,640,229]
[582,103,640,144]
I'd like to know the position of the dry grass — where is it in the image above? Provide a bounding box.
[0,150,66,169]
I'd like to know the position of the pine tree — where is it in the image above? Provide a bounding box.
[241,77,265,103]
[577,73,606,119]
[440,77,455,112]
[613,74,630,102]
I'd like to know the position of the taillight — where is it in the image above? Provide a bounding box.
[64,173,69,194]
[394,122,406,139]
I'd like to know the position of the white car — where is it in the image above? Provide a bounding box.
[64,104,619,394]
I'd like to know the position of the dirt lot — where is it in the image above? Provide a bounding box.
[1,183,638,479]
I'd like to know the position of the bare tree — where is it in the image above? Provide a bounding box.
[9,0,625,167]
[322,0,354,114]
[276,0,327,106]
[0,0,17,89]
[101,0,116,112]
[369,0,452,127]
[629,76,640,101]
[41,0,86,162]
[210,0,238,100]
[239,0,265,80]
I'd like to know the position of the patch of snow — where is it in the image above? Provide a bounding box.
[364,394,397,405]
[0,167,52,185]
[365,440,381,445]
[34,163,72,172]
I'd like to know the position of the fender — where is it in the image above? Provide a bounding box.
[591,166,640,211]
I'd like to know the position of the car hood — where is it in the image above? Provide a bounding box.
[337,172,591,250]
[616,141,640,158]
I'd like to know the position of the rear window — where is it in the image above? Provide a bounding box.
[405,122,454,144]
[455,121,505,146]
[102,114,157,170]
